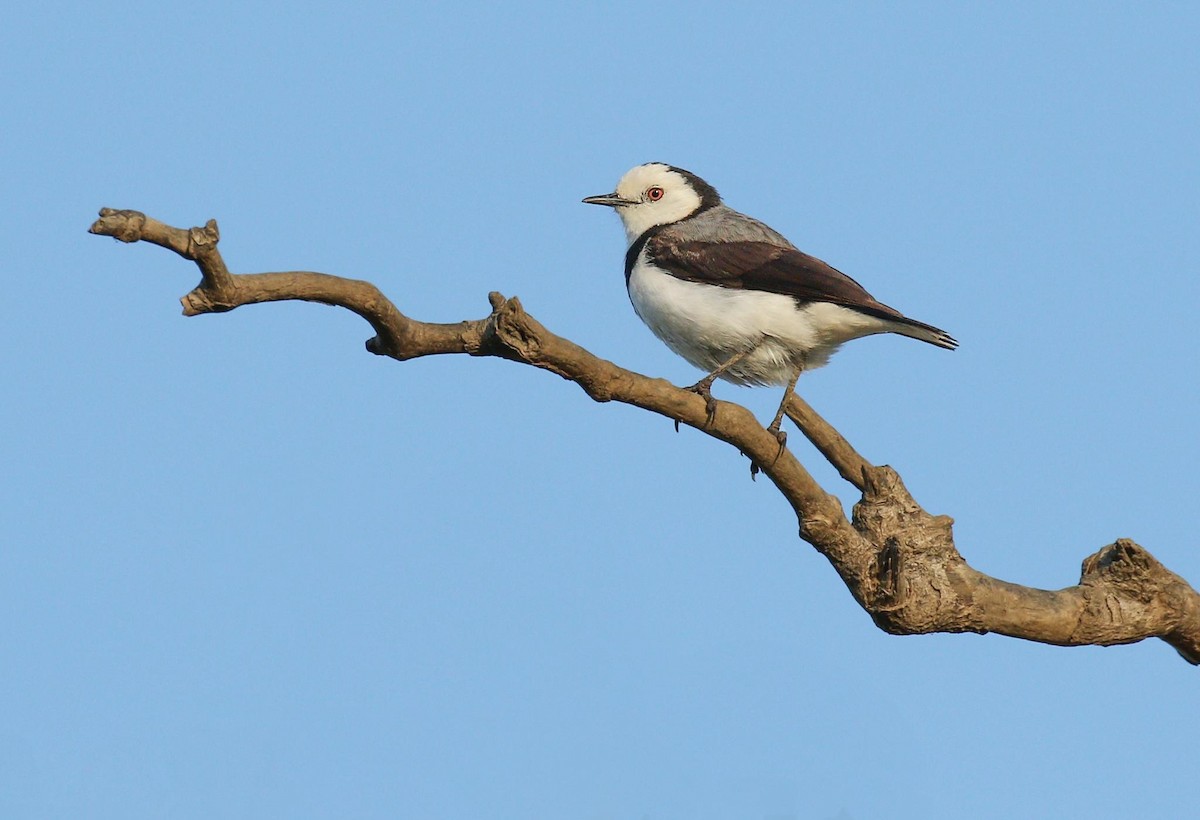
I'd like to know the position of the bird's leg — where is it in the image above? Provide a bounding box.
[766,366,802,452]
[748,366,802,480]
[678,348,755,430]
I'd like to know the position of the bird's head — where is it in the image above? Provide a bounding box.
[583,163,721,242]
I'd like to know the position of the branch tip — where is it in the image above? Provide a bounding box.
[89,208,147,243]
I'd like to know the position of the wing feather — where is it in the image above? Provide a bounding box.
[646,236,900,316]
[645,235,956,350]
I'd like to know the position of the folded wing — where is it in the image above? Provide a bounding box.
[646,236,957,350]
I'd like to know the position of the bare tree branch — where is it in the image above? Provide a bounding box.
[89,208,1200,665]
[784,394,873,491]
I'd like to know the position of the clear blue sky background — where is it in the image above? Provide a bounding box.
[3,3,1198,818]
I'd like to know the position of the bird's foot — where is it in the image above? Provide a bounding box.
[748,420,789,480]
[766,420,788,456]
[756,368,799,471]
[683,376,719,429]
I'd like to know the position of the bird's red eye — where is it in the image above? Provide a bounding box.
[646,186,665,201]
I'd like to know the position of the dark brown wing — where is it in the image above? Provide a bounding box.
[645,236,908,323]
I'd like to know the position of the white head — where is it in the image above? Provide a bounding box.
[583,162,722,243]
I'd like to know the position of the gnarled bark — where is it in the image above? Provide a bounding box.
[89,207,1200,665]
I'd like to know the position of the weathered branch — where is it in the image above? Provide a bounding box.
[89,208,1200,665]
[784,394,873,490]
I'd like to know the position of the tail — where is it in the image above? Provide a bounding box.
[845,301,958,350]
[889,316,958,351]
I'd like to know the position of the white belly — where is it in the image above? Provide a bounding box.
[626,258,887,386]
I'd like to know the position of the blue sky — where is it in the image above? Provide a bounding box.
[4,2,1198,818]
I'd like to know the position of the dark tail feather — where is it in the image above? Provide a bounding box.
[849,302,958,350]
[890,316,958,350]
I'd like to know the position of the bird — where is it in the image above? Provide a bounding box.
[583,162,956,447]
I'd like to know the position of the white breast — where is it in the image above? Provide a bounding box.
[626,254,888,386]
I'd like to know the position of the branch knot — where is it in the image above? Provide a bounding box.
[1080,539,1164,602]
[187,219,220,257]
[489,293,543,362]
